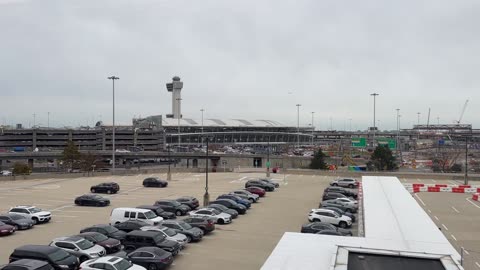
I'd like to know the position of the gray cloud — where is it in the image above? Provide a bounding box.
[0,0,479,130]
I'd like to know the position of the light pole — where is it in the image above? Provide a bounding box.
[167,144,172,181]
[47,112,50,128]
[370,92,379,146]
[176,98,182,148]
[396,109,400,152]
[437,116,440,125]
[33,113,36,128]
[417,112,421,125]
[203,136,213,206]
[266,135,271,177]
[349,118,352,132]
[296,104,301,148]
[108,75,119,172]
[200,109,205,134]
[311,112,315,146]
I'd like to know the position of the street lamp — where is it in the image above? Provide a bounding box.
[47,112,50,128]
[266,135,271,177]
[370,92,379,146]
[311,112,315,146]
[200,109,205,134]
[396,109,400,152]
[108,75,119,172]
[203,136,214,206]
[296,104,301,148]
[417,112,421,125]
[176,98,182,148]
[167,144,172,181]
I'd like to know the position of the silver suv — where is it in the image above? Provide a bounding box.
[330,178,359,188]
[49,236,106,262]
[9,206,52,224]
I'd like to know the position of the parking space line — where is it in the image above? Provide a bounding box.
[414,194,426,206]
[53,215,78,218]
[451,206,460,213]
[475,261,480,268]
[434,216,439,221]
[428,209,432,213]
[464,249,470,255]
[451,234,457,241]
[442,224,449,231]
[466,198,480,209]
[432,179,436,183]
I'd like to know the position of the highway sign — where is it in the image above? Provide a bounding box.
[377,138,396,149]
[352,138,366,147]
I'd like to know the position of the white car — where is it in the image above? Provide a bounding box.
[308,209,352,228]
[81,256,145,270]
[189,208,232,224]
[50,236,106,260]
[8,205,52,224]
[1,170,12,176]
[140,226,188,248]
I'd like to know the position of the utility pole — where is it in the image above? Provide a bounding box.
[417,112,421,125]
[465,136,469,185]
[296,104,301,149]
[200,109,205,134]
[33,114,36,128]
[266,136,271,177]
[167,144,172,181]
[108,75,119,172]
[47,112,50,128]
[203,137,211,206]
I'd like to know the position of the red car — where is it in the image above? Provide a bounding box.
[0,221,15,236]
[245,186,266,197]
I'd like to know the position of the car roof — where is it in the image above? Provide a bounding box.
[87,224,114,229]
[126,230,161,237]
[133,247,163,253]
[162,220,182,225]
[12,206,35,209]
[53,236,84,243]
[6,259,51,267]
[78,232,101,237]
[89,256,123,264]
[15,245,59,253]
[312,208,335,213]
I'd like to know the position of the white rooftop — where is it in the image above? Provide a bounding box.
[261,176,462,270]
[162,118,289,128]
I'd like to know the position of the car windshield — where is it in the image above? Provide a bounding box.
[77,239,94,250]
[104,226,119,233]
[179,222,192,230]
[144,211,157,219]
[48,249,70,261]
[212,204,227,211]
[93,195,102,199]
[0,221,5,225]
[29,208,42,213]
[93,233,108,242]
[114,259,133,270]
[211,209,221,215]
[153,234,166,243]
[10,215,24,220]
[171,201,182,207]
[164,228,176,237]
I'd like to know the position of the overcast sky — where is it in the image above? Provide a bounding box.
[1,0,479,130]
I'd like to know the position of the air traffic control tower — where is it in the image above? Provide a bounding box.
[165,76,183,119]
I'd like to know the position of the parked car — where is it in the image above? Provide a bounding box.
[76,232,122,254]
[330,178,359,188]
[110,208,163,226]
[0,213,35,230]
[80,256,145,270]
[49,236,106,262]
[216,194,251,208]
[0,221,16,236]
[316,230,343,236]
[245,180,275,192]
[321,198,358,211]
[244,187,266,197]
[74,195,110,207]
[80,225,127,241]
[321,206,356,223]
[301,222,353,236]
[1,259,54,270]
[319,201,357,214]
[9,206,51,224]
[122,231,181,256]
[9,245,79,270]
[181,216,216,234]
[324,186,358,199]
[209,199,246,215]
[143,178,168,188]
[207,204,239,219]
[322,192,347,201]
[154,200,189,216]
[135,205,176,220]
[188,208,232,224]
[90,183,119,194]
[175,196,199,210]
[258,178,280,188]
[114,220,150,233]
[160,220,203,243]
[230,190,259,203]
[127,247,173,270]
[1,170,12,176]
[140,226,188,248]
[308,209,352,228]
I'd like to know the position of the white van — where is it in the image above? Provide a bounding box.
[110,207,163,226]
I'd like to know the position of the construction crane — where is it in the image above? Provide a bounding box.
[456,99,469,125]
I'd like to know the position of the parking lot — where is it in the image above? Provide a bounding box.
[401,177,480,269]
[0,172,348,269]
